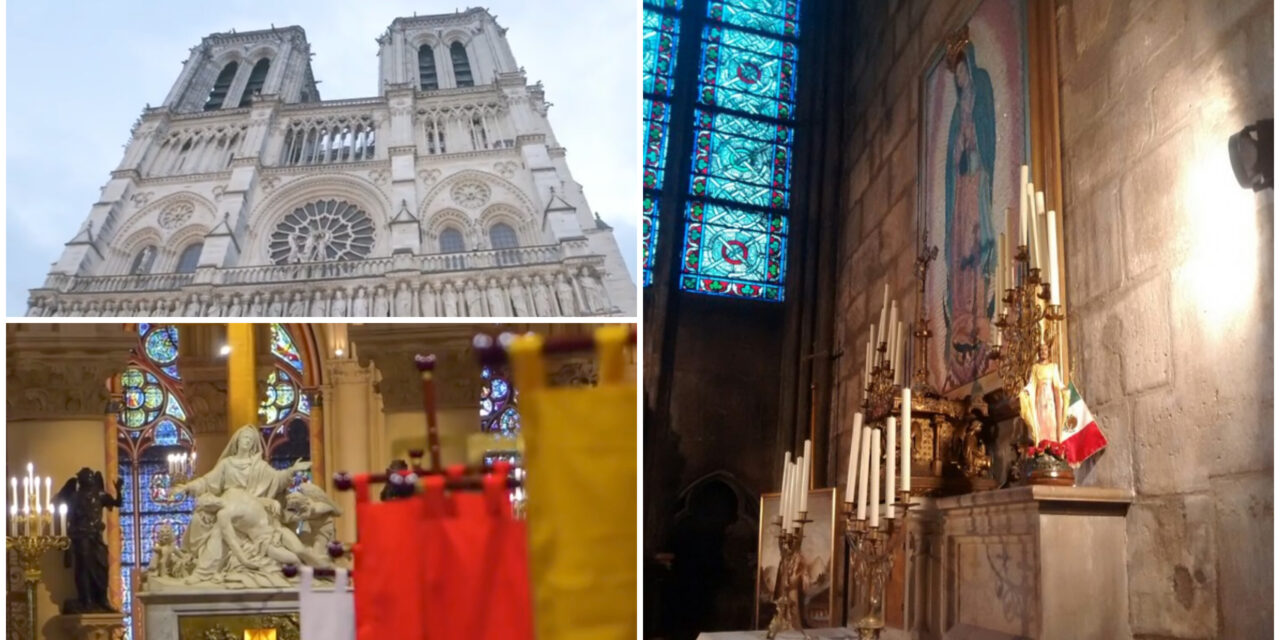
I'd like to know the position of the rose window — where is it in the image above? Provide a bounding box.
[451,181,491,209]
[269,200,375,264]
[158,202,194,229]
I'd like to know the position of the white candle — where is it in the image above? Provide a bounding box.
[886,417,897,518]
[877,286,889,346]
[22,478,29,512]
[21,504,29,537]
[58,504,67,537]
[1047,209,1061,305]
[856,426,872,520]
[902,389,912,492]
[7,505,14,536]
[781,452,792,531]
[799,440,811,514]
[44,477,51,512]
[896,322,907,385]
[845,413,864,503]
[863,342,873,401]
[1034,191,1048,271]
[887,301,899,364]
[869,431,882,529]
[10,478,16,511]
[1019,165,1030,246]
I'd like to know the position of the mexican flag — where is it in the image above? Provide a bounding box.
[1061,383,1107,466]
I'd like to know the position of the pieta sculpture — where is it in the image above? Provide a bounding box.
[145,425,340,590]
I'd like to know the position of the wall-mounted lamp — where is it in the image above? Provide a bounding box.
[219,344,232,356]
[1229,118,1272,191]
[334,348,345,357]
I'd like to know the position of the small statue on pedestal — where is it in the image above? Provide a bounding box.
[767,532,806,639]
[1018,343,1068,444]
[56,468,123,613]
[146,522,193,581]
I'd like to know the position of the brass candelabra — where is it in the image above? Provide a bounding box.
[863,341,898,423]
[7,512,70,640]
[844,495,911,640]
[766,514,810,639]
[988,245,1064,400]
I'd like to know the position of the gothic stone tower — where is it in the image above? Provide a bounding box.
[29,9,634,318]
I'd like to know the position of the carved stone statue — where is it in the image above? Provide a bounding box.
[464,282,485,315]
[102,301,117,317]
[394,282,413,317]
[579,268,608,313]
[159,426,324,589]
[554,275,578,314]
[288,292,306,316]
[206,295,224,317]
[530,277,553,317]
[119,300,136,317]
[420,284,438,316]
[443,284,460,317]
[372,286,390,317]
[283,483,342,563]
[352,288,370,317]
[56,468,123,613]
[331,289,349,317]
[267,293,284,316]
[131,246,156,275]
[184,295,202,317]
[309,290,327,317]
[248,293,265,316]
[509,279,531,316]
[146,522,193,581]
[227,295,244,317]
[485,279,509,315]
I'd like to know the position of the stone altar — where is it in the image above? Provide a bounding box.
[893,485,1132,640]
[137,587,302,640]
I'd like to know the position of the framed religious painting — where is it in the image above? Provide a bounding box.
[753,488,841,629]
[916,0,1066,399]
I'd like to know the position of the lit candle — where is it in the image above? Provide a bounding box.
[22,477,29,512]
[869,430,881,529]
[886,417,897,518]
[45,477,51,513]
[1047,209,1061,305]
[845,412,864,503]
[191,451,197,473]
[58,504,67,537]
[1019,165,1030,247]
[856,426,872,520]
[902,389,912,492]
[799,440,811,514]
[10,478,16,511]
[33,477,40,517]
[7,505,15,536]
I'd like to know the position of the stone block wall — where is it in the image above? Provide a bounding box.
[829,0,1273,637]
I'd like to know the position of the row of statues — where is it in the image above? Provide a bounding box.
[28,268,614,317]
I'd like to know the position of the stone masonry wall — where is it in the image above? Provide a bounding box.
[830,1,1273,637]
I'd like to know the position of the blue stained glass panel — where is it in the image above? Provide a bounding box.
[299,394,311,415]
[121,565,134,640]
[119,510,136,563]
[708,0,801,37]
[162,364,181,380]
[643,10,680,97]
[697,27,798,119]
[270,324,305,373]
[643,195,659,287]
[154,420,178,445]
[644,99,672,191]
[144,327,179,365]
[678,201,788,300]
[165,395,186,421]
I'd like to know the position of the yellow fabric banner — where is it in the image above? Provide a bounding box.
[511,328,637,639]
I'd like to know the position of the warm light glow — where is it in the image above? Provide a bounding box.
[243,630,277,640]
[334,348,345,357]
[219,344,232,356]
[1182,142,1261,337]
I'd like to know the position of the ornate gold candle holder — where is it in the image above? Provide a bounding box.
[844,494,911,640]
[7,516,70,640]
[988,245,1064,400]
[766,514,810,639]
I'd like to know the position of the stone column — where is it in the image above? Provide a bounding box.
[322,357,386,543]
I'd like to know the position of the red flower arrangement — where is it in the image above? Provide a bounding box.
[1025,439,1067,461]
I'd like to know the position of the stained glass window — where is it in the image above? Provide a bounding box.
[642,0,684,287]
[639,0,803,300]
[479,365,521,436]
[261,324,312,484]
[116,325,195,640]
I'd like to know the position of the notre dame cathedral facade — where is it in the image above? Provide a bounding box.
[27,8,634,318]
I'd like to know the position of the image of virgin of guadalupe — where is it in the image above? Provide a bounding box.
[943,37,997,388]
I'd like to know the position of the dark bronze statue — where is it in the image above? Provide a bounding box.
[56,468,123,613]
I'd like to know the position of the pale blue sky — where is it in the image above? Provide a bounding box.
[6,0,639,314]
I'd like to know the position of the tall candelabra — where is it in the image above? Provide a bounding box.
[7,463,71,640]
[766,514,809,640]
[988,245,1064,400]
[844,495,911,639]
